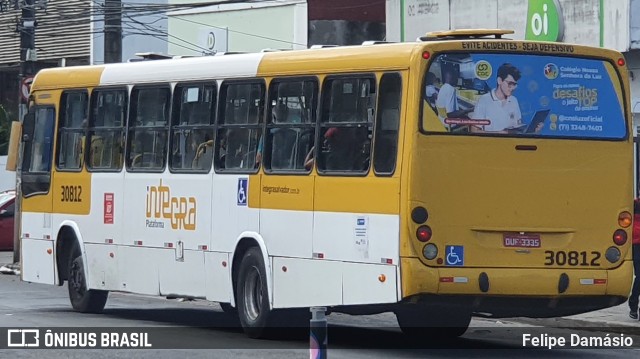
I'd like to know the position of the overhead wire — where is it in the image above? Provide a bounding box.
[6,0,305,49]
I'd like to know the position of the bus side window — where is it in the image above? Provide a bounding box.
[169,84,216,172]
[264,79,317,172]
[56,91,88,171]
[126,87,171,171]
[318,76,375,174]
[88,89,127,171]
[215,82,264,173]
[374,73,402,175]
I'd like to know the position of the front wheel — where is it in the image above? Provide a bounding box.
[67,242,109,313]
[236,247,274,338]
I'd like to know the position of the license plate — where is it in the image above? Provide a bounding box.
[503,233,541,248]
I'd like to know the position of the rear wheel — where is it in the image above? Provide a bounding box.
[236,247,273,338]
[395,305,471,339]
[220,302,238,316]
[67,242,108,313]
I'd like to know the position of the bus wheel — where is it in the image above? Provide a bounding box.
[395,305,471,339]
[67,242,108,313]
[236,247,272,338]
[220,303,238,316]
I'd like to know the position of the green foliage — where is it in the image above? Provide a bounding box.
[0,104,14,156]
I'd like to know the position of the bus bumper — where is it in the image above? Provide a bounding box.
[400,257,632,317]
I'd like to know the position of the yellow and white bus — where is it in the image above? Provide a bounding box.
[14,29,633,338]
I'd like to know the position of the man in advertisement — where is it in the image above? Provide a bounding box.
[471,63,525,133]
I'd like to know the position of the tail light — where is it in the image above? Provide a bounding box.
[613,229,627,246]
[416,225,432,242]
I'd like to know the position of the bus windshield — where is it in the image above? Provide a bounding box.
[423,52,626,139]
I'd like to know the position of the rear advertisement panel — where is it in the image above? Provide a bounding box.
[423,52,626,139]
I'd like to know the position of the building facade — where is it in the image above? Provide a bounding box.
[0,0,168,130]
[166,0,386,56]
[0,0,92,125]
[386,0,640,121]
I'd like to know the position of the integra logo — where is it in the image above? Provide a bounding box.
[145,180,196,231]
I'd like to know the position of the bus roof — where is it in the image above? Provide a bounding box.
[30,43,419,90]
[30,37,626,91]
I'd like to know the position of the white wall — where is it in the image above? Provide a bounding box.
[168,1,308,55]
[387,0,631,52]
[0,156,15,192]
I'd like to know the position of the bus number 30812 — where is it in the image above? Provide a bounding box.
[61,185,82,202]
[544,250,601,266]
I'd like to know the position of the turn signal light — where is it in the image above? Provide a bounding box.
[618,211,632,228]
[613,229,627,246]
[422,51,431,60]
[416,225,432,242]
[618,58,626,66]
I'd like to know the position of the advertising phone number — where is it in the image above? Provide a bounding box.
[558,124,602,132]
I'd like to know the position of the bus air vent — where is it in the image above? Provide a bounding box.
[419,29,514,42]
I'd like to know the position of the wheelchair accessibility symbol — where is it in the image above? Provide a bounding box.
[237,178,248,206]
[445,245,464,266]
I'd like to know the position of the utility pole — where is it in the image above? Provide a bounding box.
[104,0,122,63]
[14,0,37,264]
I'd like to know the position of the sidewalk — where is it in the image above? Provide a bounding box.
[1,249,638,329]
[0,250,19,275]
[565,303,639,328]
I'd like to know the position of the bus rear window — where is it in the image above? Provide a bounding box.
[422,53,626,139]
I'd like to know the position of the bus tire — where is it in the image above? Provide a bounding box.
[395,305,471,339]
[236,247,272,338]
[220,303,238,316]
[67,241,109,313]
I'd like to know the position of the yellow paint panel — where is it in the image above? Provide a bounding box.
[408,136,632,270]
[248,174,261,208]
[260,175,314,211]
[32,66,104,91]
[607,261,634,296]
[400,258,632,298]
[33,91,61,106]
[314,176,400,215]
[22,193,52,213]
[400,257,439,298]
[257,44,416,76]
[51,171,91,215]
[6,122,21,171]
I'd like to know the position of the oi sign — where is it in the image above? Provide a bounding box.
[525,0,564,42]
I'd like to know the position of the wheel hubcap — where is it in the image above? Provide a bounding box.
[69,259,85,297]
[243,266,263,322]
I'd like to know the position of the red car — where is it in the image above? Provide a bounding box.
[0,190,15,251]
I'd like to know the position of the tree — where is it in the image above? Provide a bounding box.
[0,104,14,156]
